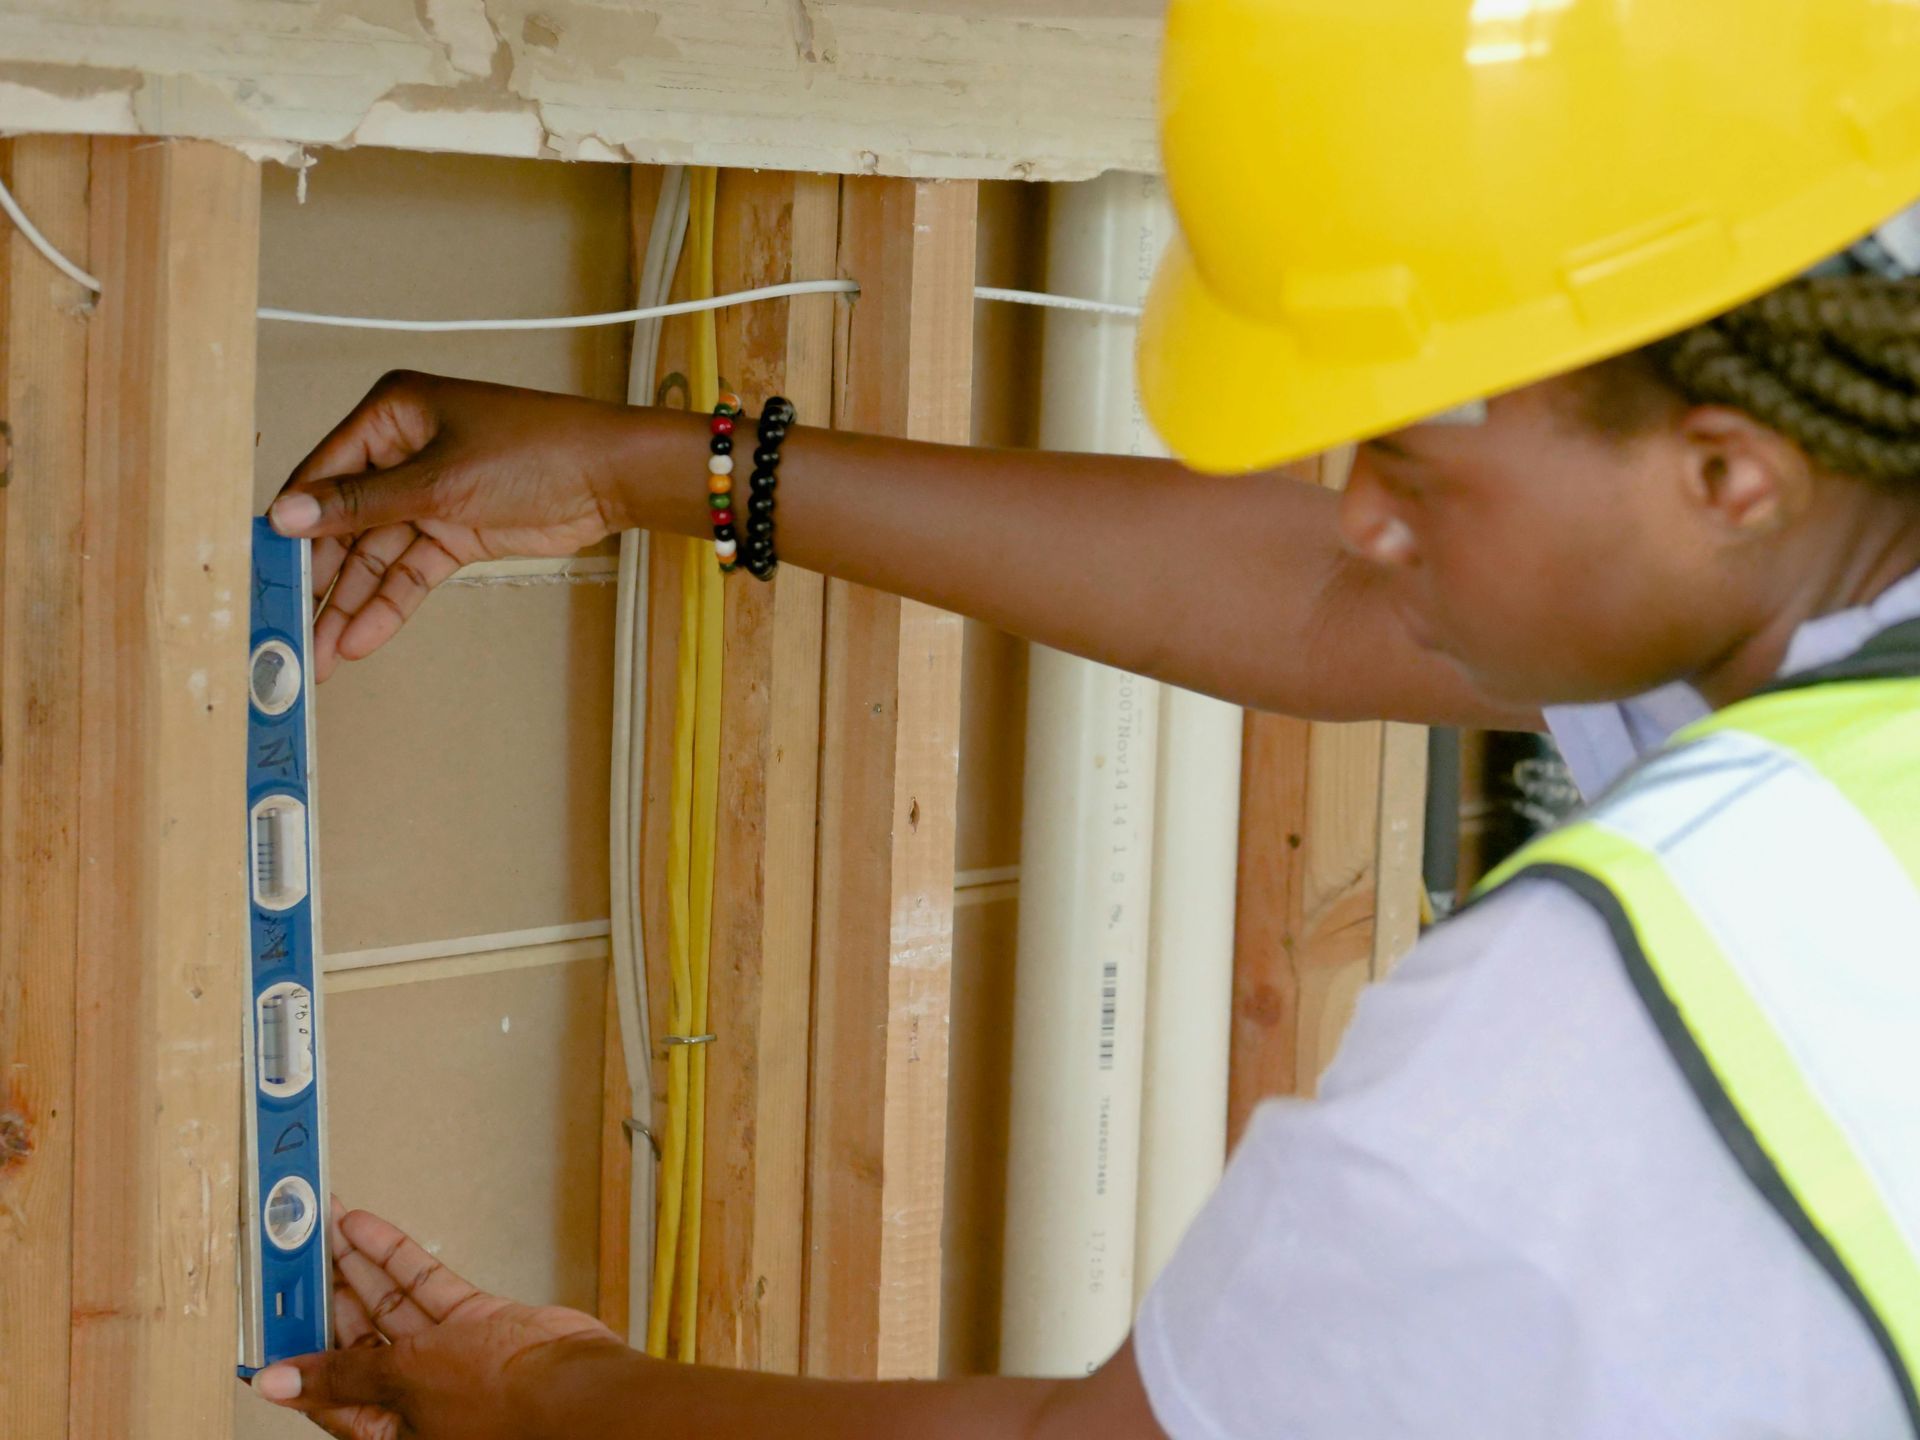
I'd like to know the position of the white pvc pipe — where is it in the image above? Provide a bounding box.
[1001,170,1245,1369]
[1134,687,1242,1296]
[1001,650,1160,1375]
[1001,171,1170,1376]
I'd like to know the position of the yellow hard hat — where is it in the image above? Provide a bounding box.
[1138,0,1920,474]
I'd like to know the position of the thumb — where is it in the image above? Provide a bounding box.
[253,1345,406,1413]
[269,457,444,540]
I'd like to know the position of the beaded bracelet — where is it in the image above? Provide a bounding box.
[741,396,795,581]
[706,392,743,572]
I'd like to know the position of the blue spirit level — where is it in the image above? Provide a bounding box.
[238,517,332,1375]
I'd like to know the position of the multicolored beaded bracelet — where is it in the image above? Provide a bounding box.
[705,394,795,578]
[706,392,743,572]
[742,395,795,581]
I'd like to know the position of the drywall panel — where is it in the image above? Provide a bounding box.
[313,577,614,953]
[0,2,1160,180]
[234,952,607,1438]
[254,146,629,955]
[255,146,633,501]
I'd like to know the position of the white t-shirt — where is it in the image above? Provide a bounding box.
[1135,571,1920,1440]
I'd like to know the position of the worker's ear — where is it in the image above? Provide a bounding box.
[1676,404,1815,538]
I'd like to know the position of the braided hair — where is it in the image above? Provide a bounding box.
[1594,276,1920,485]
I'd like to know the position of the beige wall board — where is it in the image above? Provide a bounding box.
[313,577,615,953]
[255,146,633,504]
[235,954,608,1439]
[0,2,1159,180]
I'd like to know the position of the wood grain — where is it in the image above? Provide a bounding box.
[67,136,261,1440]
[692,167,833,1373]
[0,133,91,1440]
[805,178,976,1381]
[1371,722,1430,981]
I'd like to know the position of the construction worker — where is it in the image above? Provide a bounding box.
[256,2,1920,1435]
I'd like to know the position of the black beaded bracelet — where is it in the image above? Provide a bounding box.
[742,395,795,581]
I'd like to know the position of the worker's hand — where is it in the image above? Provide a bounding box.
[253,1201,628,1440]
[269,371,637,681]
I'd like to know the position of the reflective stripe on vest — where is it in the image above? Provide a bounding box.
[1479,673,1920,1432]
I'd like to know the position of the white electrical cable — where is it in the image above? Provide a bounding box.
[256,279,858,332]
[1,171,1139,328]
[0,171,101,292]
[974,284,1144,319]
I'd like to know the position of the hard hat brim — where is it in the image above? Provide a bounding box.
[1140,168,1920,476]
[1140,236,1533,473]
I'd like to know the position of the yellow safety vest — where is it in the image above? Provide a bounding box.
[1477,620,1920,1432]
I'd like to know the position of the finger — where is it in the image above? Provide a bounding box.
[332,1266,382,1350]
[340,1208,485,1325]
[312,602,351,685]
[252,1346,404,1413]
[272,457,446,541]
[287,373,442,490]
[334,1242,437,1340]
[335,530,463,665]
[327,1197,383,1350]
[321,526,415,618]
[310,525,416,681]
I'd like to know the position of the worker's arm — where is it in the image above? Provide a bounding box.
[270,371,1536,728]
[256,1207,1163,1440]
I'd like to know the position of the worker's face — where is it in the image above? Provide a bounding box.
[1339,381,1767,707]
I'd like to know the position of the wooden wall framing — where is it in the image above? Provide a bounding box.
[806,176,976,1381]
[0,137,1427,1431]
[0,134,262,1440]
[600,169,976,1382]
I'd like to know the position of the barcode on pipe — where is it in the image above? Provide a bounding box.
[1098,958,1119,1070]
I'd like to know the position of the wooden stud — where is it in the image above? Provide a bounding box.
[1371,722,1430,981]
[805,177,976,1381]
[693,168,835,1373]
[743,171,835,1375]
[0,133,92,1440]
[66,137,261,1440]
[1226,450,1428,1141]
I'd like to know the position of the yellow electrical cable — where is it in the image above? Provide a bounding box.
[680,164,726,1364]
[646,452,698,1356]
[647,165,725,1363]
